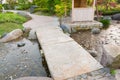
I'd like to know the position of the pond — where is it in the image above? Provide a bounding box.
[0,38,47,80]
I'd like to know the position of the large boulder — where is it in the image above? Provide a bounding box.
[110,55,120,69]
[0,29,23,42]
[112,13,120,20]
[115,69,120,80]
[15,77,53,80]
[101,44,120,66]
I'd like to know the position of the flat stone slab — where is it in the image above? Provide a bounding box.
[62,21,103,33]
[35,16,103,79]
[36,28,73,45]
[41,41,103,80]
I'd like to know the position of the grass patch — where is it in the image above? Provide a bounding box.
[0,22,23,35]
[0,13,27,24]
[0,12,28,36]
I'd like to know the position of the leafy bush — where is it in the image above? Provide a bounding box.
[0,4,2,12]
[16,4,31,10]
[100,19,110,29]
[102,9,120,15]
[0,13,27,24]
[34,7,49,12]
[110,69,116,75]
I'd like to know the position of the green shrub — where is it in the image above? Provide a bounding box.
[16,4,30,10]
[102,10,120,15]
[100,19,110,29]
[0,13,27,24]
[0,4,2,12]
[110,69,116,75]
[34,7,49,12]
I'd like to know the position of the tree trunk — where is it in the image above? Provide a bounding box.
[64,5,67,17]
[96,0,100,21]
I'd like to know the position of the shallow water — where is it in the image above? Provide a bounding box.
[0,38,47,80]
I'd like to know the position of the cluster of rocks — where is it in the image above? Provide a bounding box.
[99,24,120,66]
[67,68,116,80]
[0,27,37,43]
[70,22,120,80]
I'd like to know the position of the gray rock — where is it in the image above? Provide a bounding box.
[103,16,112,20]
[17,11,31,19]
[91,28,101,34]
[23,27,31,33]
[60,24,70,33]
[0,29,23,42]
[88,50,98,57]
[112,13,120,20]
[17,43,25,47]
[28,30,37,40]
[101,44,120,67]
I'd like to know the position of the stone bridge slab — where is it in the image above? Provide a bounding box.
[36,27,103,80]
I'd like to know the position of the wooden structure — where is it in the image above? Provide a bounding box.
[72,0,96,22]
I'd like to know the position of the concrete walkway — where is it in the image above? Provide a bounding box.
[23,13,103,80]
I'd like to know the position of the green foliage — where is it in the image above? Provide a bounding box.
[33,0,71,15]
[16,4,31,10]
[55,0,71,17]
[34,7,49,12]
[6,0,16,9]
[0,12,28,36]
[0,4,2,12]
[55,3,65,17]
[0,13,27,24]
[34,0,48,8]
[110,69,116,75]
[100,19,110,29]
[102,10,120,15]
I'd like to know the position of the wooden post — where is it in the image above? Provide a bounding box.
[80,0,87,7]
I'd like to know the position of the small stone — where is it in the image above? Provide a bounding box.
[91,28,101,34]
[17,43,25,47]
[60,24,70,33]
[23,27,31,33]
[24,65,27,68]
[103,16,112,20]
[28,30,37,40]
[80,74,87,79]
[88,50,97,57]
